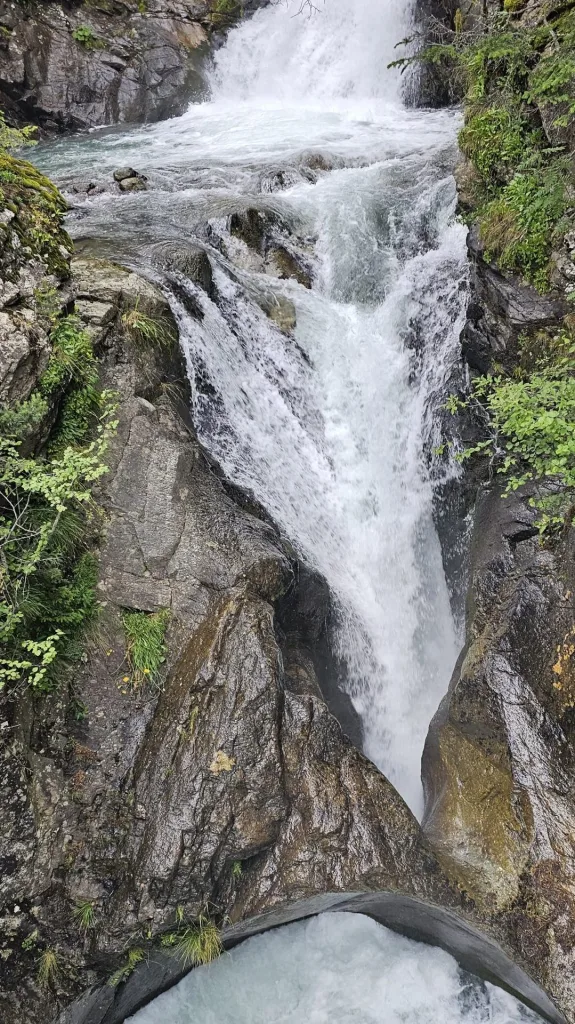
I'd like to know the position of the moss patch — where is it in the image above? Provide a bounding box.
[0,154,70,279]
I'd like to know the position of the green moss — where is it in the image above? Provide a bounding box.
[0,154,70,278]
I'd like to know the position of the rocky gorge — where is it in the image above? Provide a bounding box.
[1,1,575,1024]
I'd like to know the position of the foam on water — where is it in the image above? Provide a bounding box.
[126,914,542,1024]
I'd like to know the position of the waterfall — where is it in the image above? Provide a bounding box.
[31,4,549,1020]
[35,0,467,817]
[172,0,468,816]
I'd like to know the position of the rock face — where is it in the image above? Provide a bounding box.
[0,0,250,130]
[462,230,568,374]
[423,237,575,1022]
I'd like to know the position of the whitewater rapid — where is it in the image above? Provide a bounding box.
[127,914,541,1024]
[35,0,466,817]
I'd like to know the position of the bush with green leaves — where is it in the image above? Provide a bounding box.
[457,331,575,532]
[0,318,118,692]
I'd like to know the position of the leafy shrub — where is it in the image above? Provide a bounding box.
[479,164,567,290]
[0,392,48,441]
[458,104,526,185]
[72,25,103,50]
[458,331,575,531]
[394,10,575,290]
[0,317,117,694]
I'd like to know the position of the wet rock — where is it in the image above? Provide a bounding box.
[0,254,484,1024]
[264,293,296,332]
[461,227,568,373]
[153,242,214,294]
[118,175,147,193]
[423,483,575,1022]
[266,245,312,288]
[230,208,268,252]
[229,207,314,288]
[112,167,139,183]
[0,0,210,131]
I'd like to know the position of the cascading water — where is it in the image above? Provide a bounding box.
[178,0,468,816]
[126,914,541,1024]
[36,0,467,819]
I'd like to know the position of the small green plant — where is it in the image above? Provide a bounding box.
[0,386,117,692]
[21,929,39,951]
[72,899,96,933]
[72,25,103,50]
[121,304,176,350]
[458,105,526,186]
[478,164,567,291]
[109,947,145,987]
[0,392,49,441]
[161,915,222,966]
[121,608,170,687]
[231,860,242,878]
[37,948,61,988]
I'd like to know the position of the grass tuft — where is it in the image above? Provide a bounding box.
[121,304,176,350]
[37,948,61,988]
[175,918,222,966]
[121,608,170,688]
[72,898,96,933]
[160,914,222,966]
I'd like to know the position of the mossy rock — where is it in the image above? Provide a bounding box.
[0,154,71,279]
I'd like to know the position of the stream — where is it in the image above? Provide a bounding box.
[32,0,542,1020]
